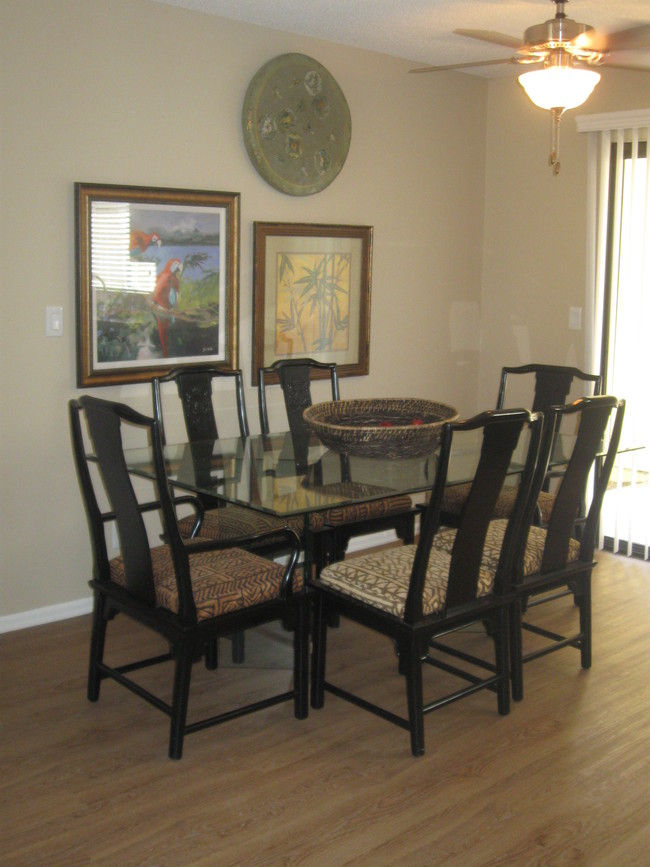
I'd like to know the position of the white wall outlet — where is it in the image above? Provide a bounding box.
[569,306,582,330]
[46,306,63,337]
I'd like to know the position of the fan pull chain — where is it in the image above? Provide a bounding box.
[549,107,564,175]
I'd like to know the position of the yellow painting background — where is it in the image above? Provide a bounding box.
[275,252,351,356]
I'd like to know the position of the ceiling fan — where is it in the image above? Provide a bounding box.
[411,0,650,173]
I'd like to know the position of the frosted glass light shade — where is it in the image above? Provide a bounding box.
[519,66,601,111]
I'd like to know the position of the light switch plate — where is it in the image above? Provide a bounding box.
[569,306,582,330]
[46,306,63,337]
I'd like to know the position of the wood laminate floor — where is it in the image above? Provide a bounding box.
[1,551,648,866]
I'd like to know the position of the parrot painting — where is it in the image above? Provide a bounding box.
[130,230,161,256]
[153,258,182,357]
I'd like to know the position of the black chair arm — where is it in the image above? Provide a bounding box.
[101,496,205,542]
[171,495,205,537]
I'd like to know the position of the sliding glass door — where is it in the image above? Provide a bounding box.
[599,138,649,558]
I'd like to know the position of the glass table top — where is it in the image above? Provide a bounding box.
[122,429,629,519]
[124,431,445,517]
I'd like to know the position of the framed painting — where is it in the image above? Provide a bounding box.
[75,183,239,387]
[252,222,372,385]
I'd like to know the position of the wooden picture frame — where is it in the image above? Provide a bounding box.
[75,183,239,387]
[252,222,372,385]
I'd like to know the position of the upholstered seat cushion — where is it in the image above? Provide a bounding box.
[317,544,495,619]
[178,504,304,542]
[309,489,413,531]
[109,545,303,621]
[432,519,581,575]
[442,482,555,525]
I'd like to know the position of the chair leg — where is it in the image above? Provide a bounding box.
[493,608,510,716]
[578,577,592,669]
[510,598,524,702]
[396,638,407,676]
[294,597,310,720]
[168,641,194,760]
[310,594,328,709]
[204,638,218,670]
[87,592,108,702]
[396,513,416,545]
[403,634,425,757]
[230,631,245,664]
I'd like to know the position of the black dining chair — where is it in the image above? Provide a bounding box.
[258,358,417,577]
[153,365,305,546]
[442,363,602,526]
[507,394,625,699]
[431,394,625,701]
[153,366,306,663]
[309,407,544,756]
[69,395,309,759]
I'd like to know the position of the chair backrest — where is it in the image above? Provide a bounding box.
[258,358,340,438]
[405,408,544,621]
[517,395,625,575]
[152,365,249,445]
[497,364,602,413]
[69,396,196,621]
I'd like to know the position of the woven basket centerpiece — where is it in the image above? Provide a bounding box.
[303,398,458,458]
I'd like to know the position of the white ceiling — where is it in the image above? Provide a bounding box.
[152,0,650,77]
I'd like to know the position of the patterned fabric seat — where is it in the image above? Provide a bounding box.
[110,544,304,621]
[318,544,495,619]
[432,518,581,576]
[309,491,414,531]
[442,482,555,525]
[178,505,305,542]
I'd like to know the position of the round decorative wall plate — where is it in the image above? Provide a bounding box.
[242,53,351,196]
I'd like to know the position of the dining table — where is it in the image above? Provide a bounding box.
[120,426,638,522]
[123,430,463,520]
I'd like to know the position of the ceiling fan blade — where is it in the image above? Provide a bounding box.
[579,23,650,53]
[601,60,650,72]
[410,58,514,74]
[454,29,522,50]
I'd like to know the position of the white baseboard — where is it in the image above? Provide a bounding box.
[345,528,398,553]
[0,530,400,635]
[0,597,93,634]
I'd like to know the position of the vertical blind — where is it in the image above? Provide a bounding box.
[578,110,650,557]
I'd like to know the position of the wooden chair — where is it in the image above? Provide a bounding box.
[153,365,306,663]
[497,364,602,414]
[309,407,544,756]
[153,365,305,546]
[431,395,625,701]
[442,363,602,525]
[507,395,625,699]
[258,358,417,576]
[69,395,309,759]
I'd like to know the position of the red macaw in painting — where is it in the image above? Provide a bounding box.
[130,230,161,256]
[153,258,182,357]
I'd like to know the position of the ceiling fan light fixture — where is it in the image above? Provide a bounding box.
[518,65,601,111]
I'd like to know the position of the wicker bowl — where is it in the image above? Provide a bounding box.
[303,398,458,459]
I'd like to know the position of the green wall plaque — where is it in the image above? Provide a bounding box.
[242,53,351,196]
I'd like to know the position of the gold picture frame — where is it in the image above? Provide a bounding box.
[75,183,239,387]
[252,222,372,385]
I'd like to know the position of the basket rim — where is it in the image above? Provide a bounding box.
[303,398,458,434]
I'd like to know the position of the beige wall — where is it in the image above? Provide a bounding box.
[0,0,488,618]
[479,68,650,408]
[2,0,648,621]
